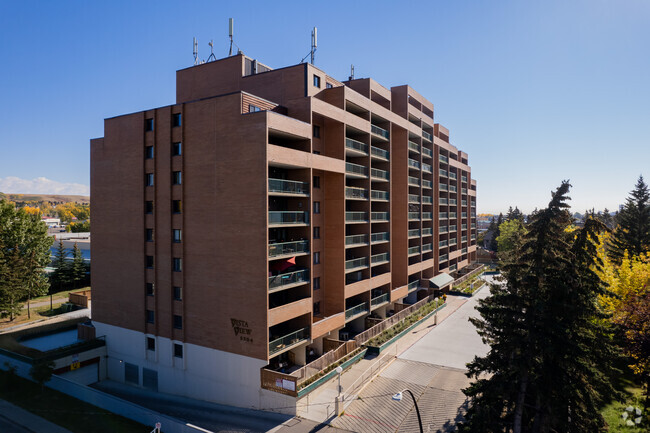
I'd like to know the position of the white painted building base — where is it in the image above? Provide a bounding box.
[94,322,297,414]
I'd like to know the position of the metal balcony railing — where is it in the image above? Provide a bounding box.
[371,124,390,139]
[269,211,309,225]
[371,146,389,160]
[346,257,369,270]
[345,234,369,246]
[371,168,389,181]
[345,302,369,319]
[268,179,309,195]
[371,293,389,307]
[371,252,389,265]
[408,229,421,238]
[371,212,389,222]
[268,240,309,258]
[345,186,368,200]
[345,137,368,154]
[371,190,389,201]
[346,162,368,177]
[268,269,309,290]
[269,327,310,355]
[346,212,368,223]
[408,141,420,154]
[371,232,389,243]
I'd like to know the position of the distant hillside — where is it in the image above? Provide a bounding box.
[0,193,90,205]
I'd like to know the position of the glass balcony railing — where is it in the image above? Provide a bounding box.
[409,194,420,203]
[371,190,389,201]
[422,179,432,189]
[422,196,432,204]
[371,168,389,181]
[439,240,448,248]
[471,223,477,229]
[439,198,448,205]
[346,257,369,270]
[439,212,448,219]
[462,236,468,243]
[269,178,309,195]
[471,201,476,208]
[269,269,309,291]
[440,226,448,233]
[422,147,433,158]
[408,141,420,154]
[371,293,389,307]
[462,224,468,230]
[462,200,467,206]
[422,212,432,220]
[461,176,468,183]
[439,254,448,262]
[422,243,433,253]
[440,169,448,178]
[371,212,389,222]
[449,212,457,218]
[269,211,309,226]
[345,137,368,154]
[450,186,457,193]
[422,163,432,173]
[371,252,389,265]
[407,280,419,292]
[450,199,457,206]
[439,183,448,192]
[408,229,420,238]
[408,246,421,256]
[408,212,420,221]
[269,327,310,355]
[449,239,457,246]
[472,212,477,218]
[422,131,432,141]
[371,146,389,160]
[345,302,369,319]
[461,247,468,254]
[450,264,457,271]
[371,124,390,140]
[408,158,420,170]
[471,235,477,240]
[462,188,468,195]
[346,234,369,246]
[439,155,449,164]
[371,232,389,243]
[346,162,368,177]
[449,172,457,180]
[269,240,309,258]
[450,225,457,232]
[462,212,467,218]
[408,176,420,186]
[345,186,368,200]
[346,212,368,223]
[422,227,432,236]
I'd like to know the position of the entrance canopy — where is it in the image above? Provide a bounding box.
[429,273,454,289]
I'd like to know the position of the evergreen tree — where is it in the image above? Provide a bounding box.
[609,176,650,262]
[506,206,524,222]
[50,239,70,292]
[70,242,86,289]
[600,207,614,229]
[461,182,616,433]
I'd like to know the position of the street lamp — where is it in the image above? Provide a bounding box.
[335,366,343,416]
[392,389,423,433]
[336,366,343,395]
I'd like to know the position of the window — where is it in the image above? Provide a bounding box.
[173,258,182,272]
[172,171,182,185]
[173,286,182,301]
[145,118,154,131]
[145,256,154,269]
[314,252,320,265]
[174,343,183,358]
[146,283,154,296]
[313,176,320,188]
[313,125,320,138]
[145,146,154,159]
[172,142,182,156]
[313,226,320,239]
[172,200,182,214]
[173,315,183,330]
[146,310,155,324]
[249,104,261,113]
[313,277,320,290]
[145,173,154,187]
[313,75,321,88]
[145,201,154,214]
[314,201,320,214]
[145,228,154,242]
[172,113,181,127]
[146,336,155,350]
[173,229,182,243]
[326,82,333,89]
[124,363,139,384]
[313,301,321,315]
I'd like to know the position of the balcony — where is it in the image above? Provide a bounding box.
[439,254,448,262]
[422,163,432,174]
[422,131,432,141]
[371,168,389,182]
[422,227,432,236]
[449,264,457,272]
[462,188,468,195]
[439,183,448,192]
[439,155,449,164]
[371,190,389,201]
[408,141,420,154]
[407,280,419,292]
[450,199,457,206]
[408,228,421,238]
[408,246,421,256]
[422,179,432,189]
[345,186,368,200]
[440,226,448,234]
[346,234,369,248]
[370,146,389,161]
[371,232,389,244]
[471,201,476,208]
[439,212,448,220]
[439,240,448,248]
[269,211,309,227]
[422,243,433,253]
[449,212,457,219]
[462,224,467,230]
[345,302,369,320]
[422,196,432,204]
[471,223,476,229]
[449,239,457,246]
[408,212,420,221]
[371,252,390,266]
[462,236,468,243]
[408,158,421,170]
[346,162,368,178]
[269,240,309,259]
[269,327,310,355]
[462,212,467,218]
[346,257,369,272]
[450,186,457,193]
[422,212,432,220]
[471,234,477,240]
[422,147,433,158]
[371,293,390,308]
[439,198,448,205]
[409,194,420,204]
[461,175,468,183]
[345,137,368,156]
[462,200,467,206]
[440,169,448,178]
[371,124,390,140]
[408,176,420,187]
[346,212,368,223]
[371,212,389,222]
[268,179,309,196]
[450,225,457,232]
[269,269,309,292]
[449,172,457,180]
[461,247,468,254]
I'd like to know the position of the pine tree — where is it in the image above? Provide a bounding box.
[461,182,616,432]
[608,176,650,262]
[50,239,70,292]
[70,243,86,289]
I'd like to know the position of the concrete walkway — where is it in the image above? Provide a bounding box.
[0,308,90,334]
[0,398,74,433]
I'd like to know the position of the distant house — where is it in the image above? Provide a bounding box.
[42,217,61,228]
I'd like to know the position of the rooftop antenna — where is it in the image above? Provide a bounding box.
[193,37,199,65]
[349,64,355,81]
[300,26,318,64]
[207,40,217,62]
[229,18,234,56]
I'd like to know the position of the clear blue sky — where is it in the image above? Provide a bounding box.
[1,0,648,214]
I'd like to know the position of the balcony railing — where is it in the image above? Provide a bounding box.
[371,146,389,160]
[408,229,420,238]
[461,247,468,254]
[462,224,468,230]
[440,169,448,178]
[371,232,389,243]
[346,162,368,177]
[371,212,389,222]
[408,141,420,154]
[461,175,468,183]
[269,211,309,226]
[449,212,457,218]
[422,243,433,253]
[450,199,457,206]
[371,252,389,265]
[371,190,389,201]
[462,236,468,243]
[409,194,420,203]
[345,302,369,319]
[346,234,369,247]
[269,269,309,291]
[408,176,420,187]
[462,212,467,218]
[371,293,389,307]
[471,223,477,229]
[346,257,369,271]
[422,163,432,173]
[345,137,368,155]
[422,212,432,220]
[471,234,477,240]
[346,212,368,223]
[439,183,448,192]
[269,327,310,355]
[407,280,419,292]
[269,179,309,195]
[439,198,448,205]
[439,212,448,219]
[408,212,420,221]
[439,254,448,262]
[371,124,390,139]
[269,240,309,258]
[449,172,457,180]
[422,147,433,158]
[471,201,476,208]
[440,226,448,233]
[422,227,432,236]
[450,186,457,193]
[422,196,432,204]
[408,246,421,256]
[345,186,368,200]
[449,264,457,271]
[462,200,467,206]
[408,158,420,170]
[439,155,449,164]
[422,179,432,189]
[371,168,389,181]
[449,239,457,246]
[450,225,457,232]
[422,131,432,141]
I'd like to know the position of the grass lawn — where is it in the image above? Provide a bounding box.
[0,287,89,330]
[601,366,647,432]
[0,370,150,433]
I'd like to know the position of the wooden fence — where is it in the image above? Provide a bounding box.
[260,368,298,397]
[292,340,356,385]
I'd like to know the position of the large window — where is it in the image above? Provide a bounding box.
[146,283,154,296]
[145,256,154,269]
[145,201,154,214]
[146,336,155,350]
[145,228,154,242]
[313,75,321,88]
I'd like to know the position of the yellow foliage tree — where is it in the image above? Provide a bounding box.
[22,206,42,217]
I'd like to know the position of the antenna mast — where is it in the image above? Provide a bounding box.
[310,27,317,64]
[229,18,234,56]
[349,64,355,81]
[193,37,199,65]
[207,40,216,62]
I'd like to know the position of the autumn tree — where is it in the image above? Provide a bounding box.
[609,176,650,263]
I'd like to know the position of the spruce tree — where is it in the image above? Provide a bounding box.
[50,239,70,292]
[608,175,650,262]
[70,243,86,289]
[461,182,616,433]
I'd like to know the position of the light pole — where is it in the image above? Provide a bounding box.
[393,389,423,433]
[335,366,343,416]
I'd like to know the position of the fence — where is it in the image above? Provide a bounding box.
[69,290,91,308]
[260,368,298,397]
[341,352,396,409]
[291,341,356,385]
[453,264,486,286]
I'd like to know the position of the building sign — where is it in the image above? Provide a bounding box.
[70,354,80,370]
[231,319,253,343]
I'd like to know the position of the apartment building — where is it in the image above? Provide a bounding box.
[90,53,477,409]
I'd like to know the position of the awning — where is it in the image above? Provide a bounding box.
[429,273,454,289]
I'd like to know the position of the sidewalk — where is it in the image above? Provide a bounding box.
[296,293,471,423]
[0,308,90,334]
[0,398,74,433]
